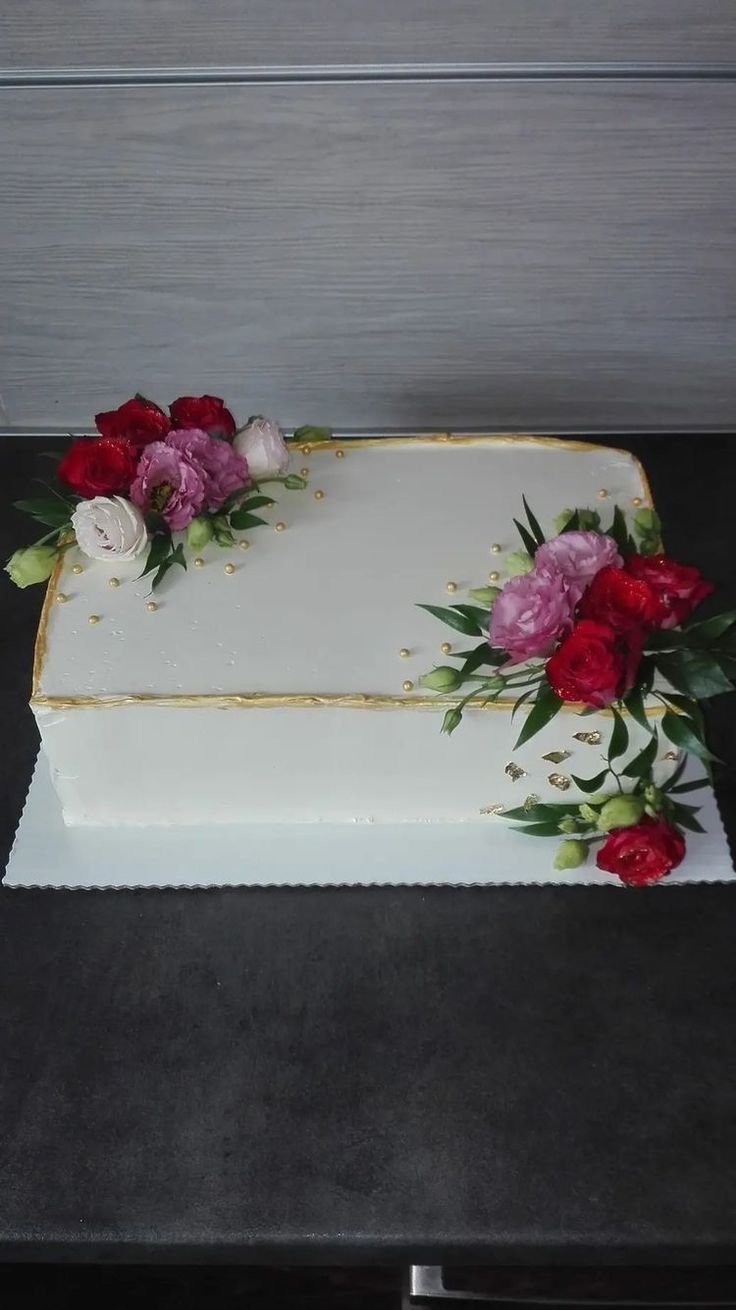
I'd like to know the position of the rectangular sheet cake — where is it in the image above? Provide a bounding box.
[31,436,668,825]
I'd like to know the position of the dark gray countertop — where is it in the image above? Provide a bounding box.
[2,434,736,1265]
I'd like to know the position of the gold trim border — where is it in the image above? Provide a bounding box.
[31,433,655,708]
[30,691,666,715]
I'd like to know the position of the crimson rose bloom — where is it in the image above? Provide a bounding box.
[626,553,713,630]
[58,435,139,498]
[170,394,236,440]
[95,397,171,447]
[578,565,663,633]
[596,816,686,885]
[546,618,641,707]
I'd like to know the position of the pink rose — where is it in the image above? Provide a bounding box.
[535,531,622,605]
[490,568,574,664]
[167,428,249,511]
[130,441,206,530]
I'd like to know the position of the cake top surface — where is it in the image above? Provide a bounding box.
[33,436,651,704]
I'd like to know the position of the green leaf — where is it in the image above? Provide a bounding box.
[510,686,537,721]
[668,777,710,794]
[150,540,187,591]
[513,518,538,558]
[684,609,736,643]
[292,424,332,443]
[459,643,495,679]
[513,682,563,749]
[229,509,268,530]
[571,768,611,794]
[621,733,659,779]
[662,709,720,765]
[235,495,275,513]
[522,495,545,547]
[623,685,652,733]
[141,530,172,578]
[504,801,583,822]
[608,504,633,555]
[450,604,490,635]
[513,821,566,837]
[669,802,706,835]
[656,650,734,700]
[14,497,72,528]
[418,604,483,637]
[608,707,629,761]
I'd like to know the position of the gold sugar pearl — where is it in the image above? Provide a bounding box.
[399,648,411,659]
[490,543,502,554]
[194,557,205,568]
[597,488,608,499]
[300,467,310,477]
[88,614,100,625]
[301,444,311,455]
[402,680,414,693]
[489,571,500,582]
[275,522,286,532]
[224,562,235,574]
[238,540,250,550]
[632,496,643,507]
[71,563,83,575]
[314,490,325,500]
[146,601,158,612]
[335,449,345,459]
[446,581,457,593]
[441,642,452,654]
[108,577,120,588]
[56,593,69,604]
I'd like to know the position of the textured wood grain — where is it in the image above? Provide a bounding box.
[1,81,735,431]
[3,0,736,71]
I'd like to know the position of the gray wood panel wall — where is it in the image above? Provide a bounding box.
[1,3,735,433]
[4,1,736,71]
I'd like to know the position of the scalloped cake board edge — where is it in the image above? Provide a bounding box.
[3,753,734,889]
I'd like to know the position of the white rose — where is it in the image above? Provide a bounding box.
[233,416,289,480]
[71,496,149,562]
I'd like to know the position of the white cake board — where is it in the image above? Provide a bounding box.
[3,755,734,889]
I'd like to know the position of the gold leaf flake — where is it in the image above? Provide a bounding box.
[542,750,572,764]
[548,772,571,791]
[573,730,602,746]
[504,762,527,782]
[480,803,505,815]
[522,794,540,812]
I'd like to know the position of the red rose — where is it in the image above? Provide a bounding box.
[578,565,663,633]
[626,553,714,630]
[170,394,236,440]
[58,435,139,498]
[95,397,171,447]
[596,816,686,885]
[546,619,641,707]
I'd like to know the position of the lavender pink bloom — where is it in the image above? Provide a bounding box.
[130,441,206,530]
[534,530,622,606]
[167,428,249,511]
[490,568,575,664]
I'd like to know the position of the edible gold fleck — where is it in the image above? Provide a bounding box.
[505,762,526,782]
[548,772,571,791]
[573,730,602,745]
[88,614,100,625]
[542,749,572,764]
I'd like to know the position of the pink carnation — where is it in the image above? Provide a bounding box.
[167,428,249,511]
[130,441,206,530]
[490,568,575,665]
[535,530,622,606]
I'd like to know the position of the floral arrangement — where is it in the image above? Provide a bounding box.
[418,500,735,884]
[5,395,330,591]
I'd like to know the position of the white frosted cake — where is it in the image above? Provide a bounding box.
[31,436,672,826]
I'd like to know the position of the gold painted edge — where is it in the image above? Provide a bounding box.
[30,691,667,714]
[32,432,654,704]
